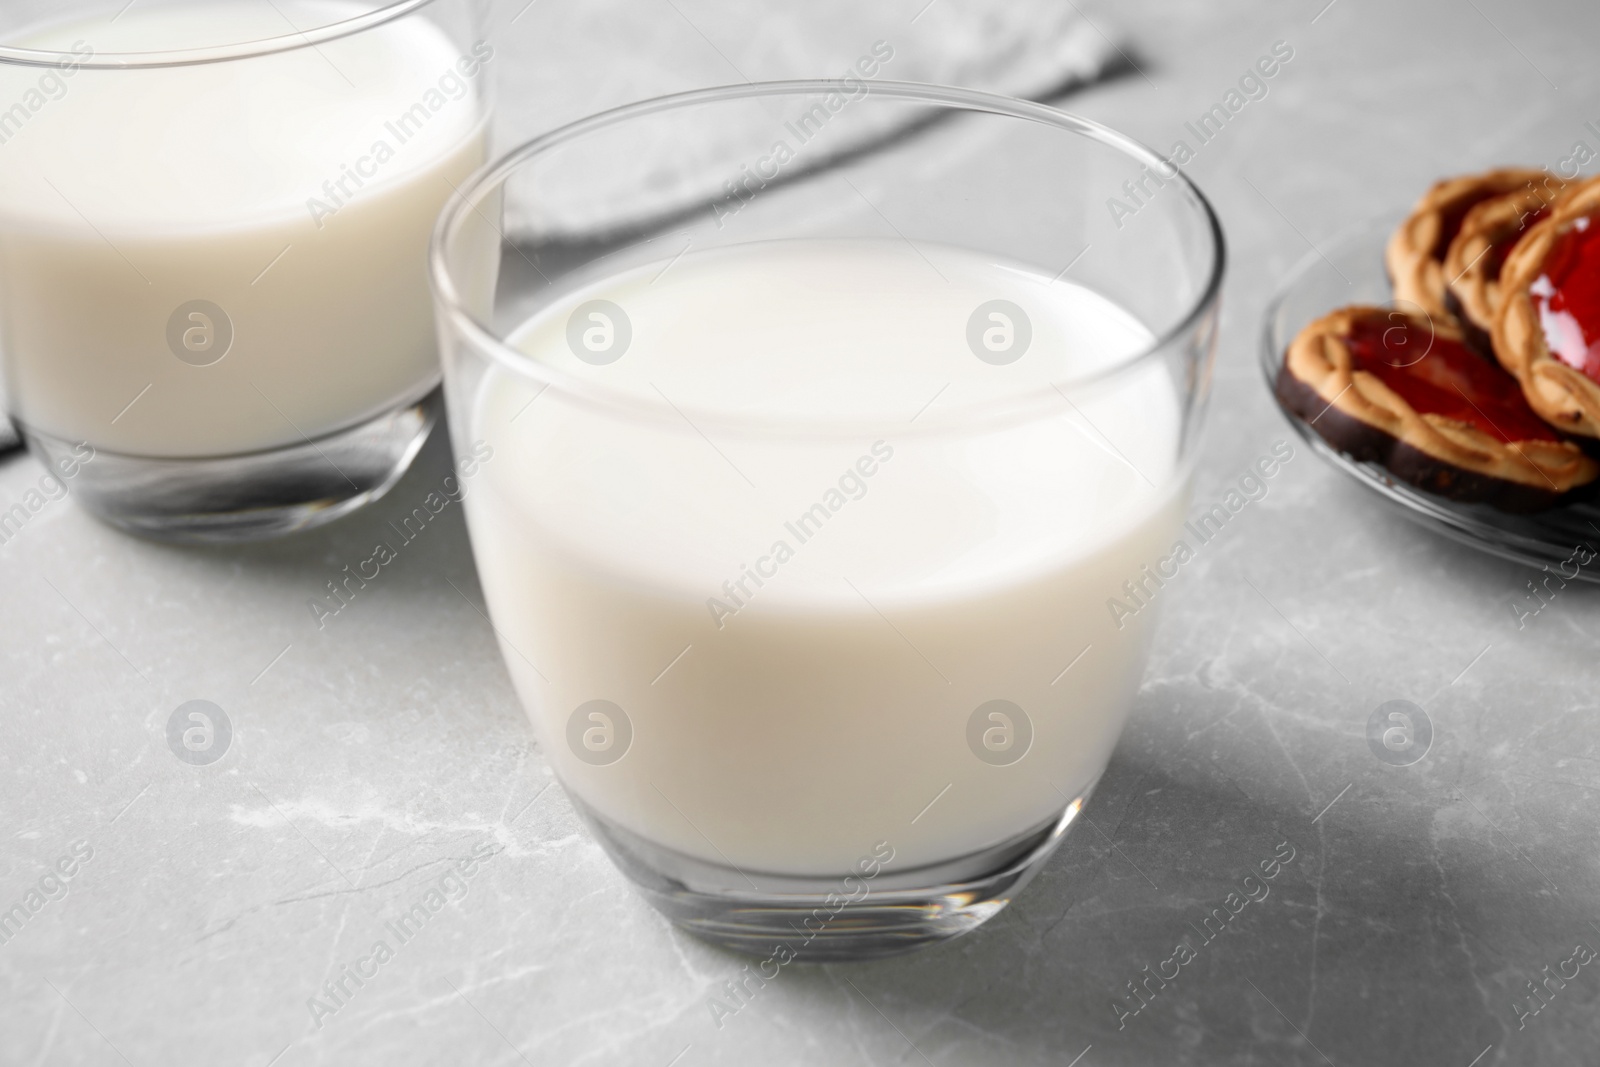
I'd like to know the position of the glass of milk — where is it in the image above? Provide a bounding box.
[0,0,490,541]
[432,82,1223,959]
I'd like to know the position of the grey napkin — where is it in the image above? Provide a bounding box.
[494,0,1128,241]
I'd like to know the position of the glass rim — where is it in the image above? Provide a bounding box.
[430,78,1227,438]
[0,0,440,70]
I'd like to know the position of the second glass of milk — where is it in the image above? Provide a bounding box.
[433,83,1223,959]
[0,0,490,541]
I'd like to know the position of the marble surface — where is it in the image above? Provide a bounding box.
[4,1,1600,1065]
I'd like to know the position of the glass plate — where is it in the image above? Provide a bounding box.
[1259,212,1600,581]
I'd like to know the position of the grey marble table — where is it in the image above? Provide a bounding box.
[4,1,1600,1065]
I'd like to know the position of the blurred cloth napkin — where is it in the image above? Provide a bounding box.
[494,0,1128,241]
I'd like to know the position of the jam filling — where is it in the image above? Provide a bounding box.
[1532,214,1600,385]
[1343,316,1560,443]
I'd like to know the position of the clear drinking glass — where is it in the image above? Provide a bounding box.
[432,81,1223,959]
[0,0,491,542]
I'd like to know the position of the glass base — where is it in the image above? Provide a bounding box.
[572,783,1095,961]
[23,388,439,544]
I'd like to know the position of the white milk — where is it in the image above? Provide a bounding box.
[466,239,1187,875]
[0,1,488,457]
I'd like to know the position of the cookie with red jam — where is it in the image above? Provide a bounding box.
[1444,178,1569,352]
[1279,306,1597,511]
[1495,174,1600,438]
[1387,167,1555,322]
